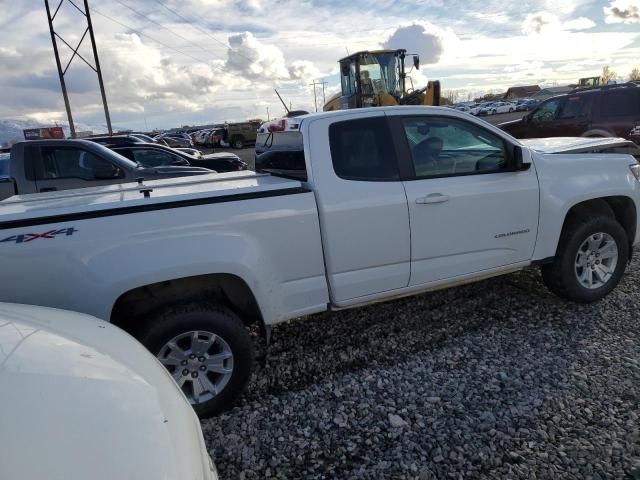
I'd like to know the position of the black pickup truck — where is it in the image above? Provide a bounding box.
[0,140,213,201]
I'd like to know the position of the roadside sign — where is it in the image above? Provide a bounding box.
[23,127,65,140]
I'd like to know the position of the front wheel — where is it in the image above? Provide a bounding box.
[491,109,497,115]
[232,137,244,149]
[541,216,628,303]
[509,108,514,112]
[139,303,254,418]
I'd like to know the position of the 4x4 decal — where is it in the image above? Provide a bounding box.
[0,227,78,244]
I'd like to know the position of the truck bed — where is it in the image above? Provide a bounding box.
[0,171,304,226]
[0,170,329,324]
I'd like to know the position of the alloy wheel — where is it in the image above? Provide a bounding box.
[157,330,234,405]
[574,232,618,289]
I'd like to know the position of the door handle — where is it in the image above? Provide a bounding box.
[416,193,450,204]
[40,187,57,192]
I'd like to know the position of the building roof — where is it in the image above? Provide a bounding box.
[503,85,541,99]
[533,86,573,96]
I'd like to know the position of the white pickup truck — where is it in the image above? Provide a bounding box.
[1,106,639,417]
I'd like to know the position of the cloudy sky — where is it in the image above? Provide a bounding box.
[0,0,639,130]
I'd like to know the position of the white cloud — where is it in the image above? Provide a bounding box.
[383,23,446,65]
[522,11,596,34]
[226,32,290,80]
[564,17,597,30]
[604,0,640,23]
[522,12,561,34]
[289,60,322,82]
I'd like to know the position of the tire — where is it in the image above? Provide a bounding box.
[138,302,254,418]
[541,216,628,303]
[232,136,244,149]
[509,108,514,112]
[491,109,497,115]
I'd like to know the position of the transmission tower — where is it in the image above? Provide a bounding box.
[309,79,328,112]
[44,0,112,137]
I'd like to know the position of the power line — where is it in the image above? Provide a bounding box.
[91,6,225,70]
[149,0,254,63]
[109,0,215,58]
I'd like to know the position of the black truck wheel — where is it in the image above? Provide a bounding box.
[139,303,254,418]
[541,216,628,303]
[232,136,245,149]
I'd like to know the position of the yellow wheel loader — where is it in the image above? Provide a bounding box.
[323,49,441,111]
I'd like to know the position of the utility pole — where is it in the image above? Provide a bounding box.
[44,0,113,137]
[309,79,328,112]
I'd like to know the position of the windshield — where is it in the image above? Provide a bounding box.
[370,52,400,97]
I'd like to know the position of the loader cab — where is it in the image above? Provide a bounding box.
[336,49,416,109]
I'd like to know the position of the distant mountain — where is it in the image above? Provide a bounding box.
[0,119,108,145]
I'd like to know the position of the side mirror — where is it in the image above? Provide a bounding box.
[93,164,120,179]
[341,63,350,77]
[511,146,530,171]
[413,55,420,70]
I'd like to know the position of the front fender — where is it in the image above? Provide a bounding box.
[532,151,640,260]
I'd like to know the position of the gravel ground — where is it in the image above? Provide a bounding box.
[202,257,640,479]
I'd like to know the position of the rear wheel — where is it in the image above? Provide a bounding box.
[541,216,628,303]
[491,109,497,115]
[139,303,254,418]
[232,136,244,149]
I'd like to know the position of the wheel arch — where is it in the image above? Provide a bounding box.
[581,128,614,138]
[111,273,265,338]
[559,196,636,259]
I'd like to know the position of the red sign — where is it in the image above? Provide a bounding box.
[23,127,65,140]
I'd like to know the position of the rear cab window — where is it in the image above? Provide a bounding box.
[328,117,399,180]
[255,130,307,181]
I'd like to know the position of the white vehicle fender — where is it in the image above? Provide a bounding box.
[531,151,640,260]
[103,234,270,315]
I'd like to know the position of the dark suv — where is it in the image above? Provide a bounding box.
[499,84,640,143]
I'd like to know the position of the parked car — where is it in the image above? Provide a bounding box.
[177,147,204,158]
[479,101,515,115]
[0,140,212,201]
[516,99,538,112]
[85,134,148,146]
[630,125,640,145]
[454,104,475,113]
[192,129,212,145]
[130,133,157,143]
[0,302,218,480]
[2,106,639,416]
[209,128,225,147]
[469,102,493,115]
[0,152,8,176]
[189,152,248,172]
[499,83,640,140]
[256,116,306,178]
[223,121,260,149]
[157,133,194,148]
[112,143,244,172]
